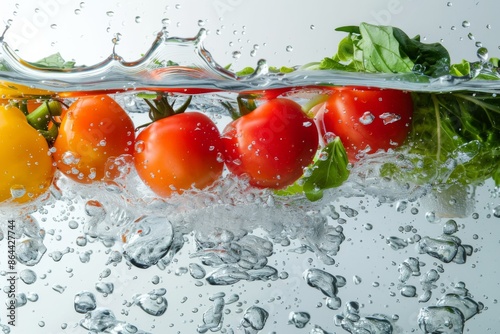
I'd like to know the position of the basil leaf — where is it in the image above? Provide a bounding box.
[392,27,450,77]
[355,23,414,73]
[302,137,350,201]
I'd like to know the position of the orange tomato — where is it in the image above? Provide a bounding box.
[52,95,135,183]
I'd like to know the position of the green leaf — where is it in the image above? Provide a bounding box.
[336,35,355,62]
[236,67,255,76]
[450,60,470,76]
[356,23,414,73]
[302,137,350,201]
[335,25,361,34]
[388,92,500,186]
[30,52,76,69]
[392,26,450,77]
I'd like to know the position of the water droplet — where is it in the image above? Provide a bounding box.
[443,220,458,235]
[188,263,206,279]
[134,140,145,153]
[288,311,311,328]
[62,151,81,165]
[135,16,141,23]
[462,20,470,28]
[50,24,57,29]
[197,19,205,27]
[318,151,329,161]
[286,45,293,52]
[133,291,168,316]
[359,111,375,125]
[95,282,114,294]
[493,205,500,218]
[477,47,489,62]
[20,269,37,285]
[447,1,452,6]
[106,11,114,17]
[52,285,66,294]
[379,112,401,125]
[10,185,26,199]
[310,24,315,30]
[400,285,417,297]
[468,32,475,40]
[232,51,241,59]
[241,306,269,330]
[425,211,439,223]
[74,291,97,313]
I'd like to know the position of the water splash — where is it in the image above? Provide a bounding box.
[1,28,500,98]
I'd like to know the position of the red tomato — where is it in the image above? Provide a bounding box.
[53,95,135,183]
[222,98,319,189]
[134,112,224,197]
[314,87,413,161]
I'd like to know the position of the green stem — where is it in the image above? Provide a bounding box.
[301,94,329,115]
[431,94,442,162]
[37,124,59,144]
[26,100,62,130]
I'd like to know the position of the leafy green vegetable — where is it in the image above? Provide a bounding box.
[382,92,500,186]
[320,22,450,77]
[277,137,350,201]
[235,65,295,77]
[29,53,76,69]
[303,137,350,201]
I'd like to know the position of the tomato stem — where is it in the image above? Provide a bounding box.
[237,96,257,116]
[144,94,193,122]
[26,100,62,130]
[37,124,59,144]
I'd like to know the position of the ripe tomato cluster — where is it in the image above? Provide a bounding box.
[0,86,413,204]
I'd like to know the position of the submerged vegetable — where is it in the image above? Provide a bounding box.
[53,95,136,183]
[0,104,54,203]
[222,98,319,189]
[314,87,414,161]
[134,95,224,197]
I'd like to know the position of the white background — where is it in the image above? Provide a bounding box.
[0,0,498,69]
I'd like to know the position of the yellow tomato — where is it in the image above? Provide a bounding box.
[0,81,53,99]
[0,104,54,203]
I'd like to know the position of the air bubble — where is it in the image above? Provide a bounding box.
[493,205,500,218]
[135,140,145,153]
[10,185,26,199]
[359,111,375,125]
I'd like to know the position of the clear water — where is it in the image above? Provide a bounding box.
[0,27,500,334]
